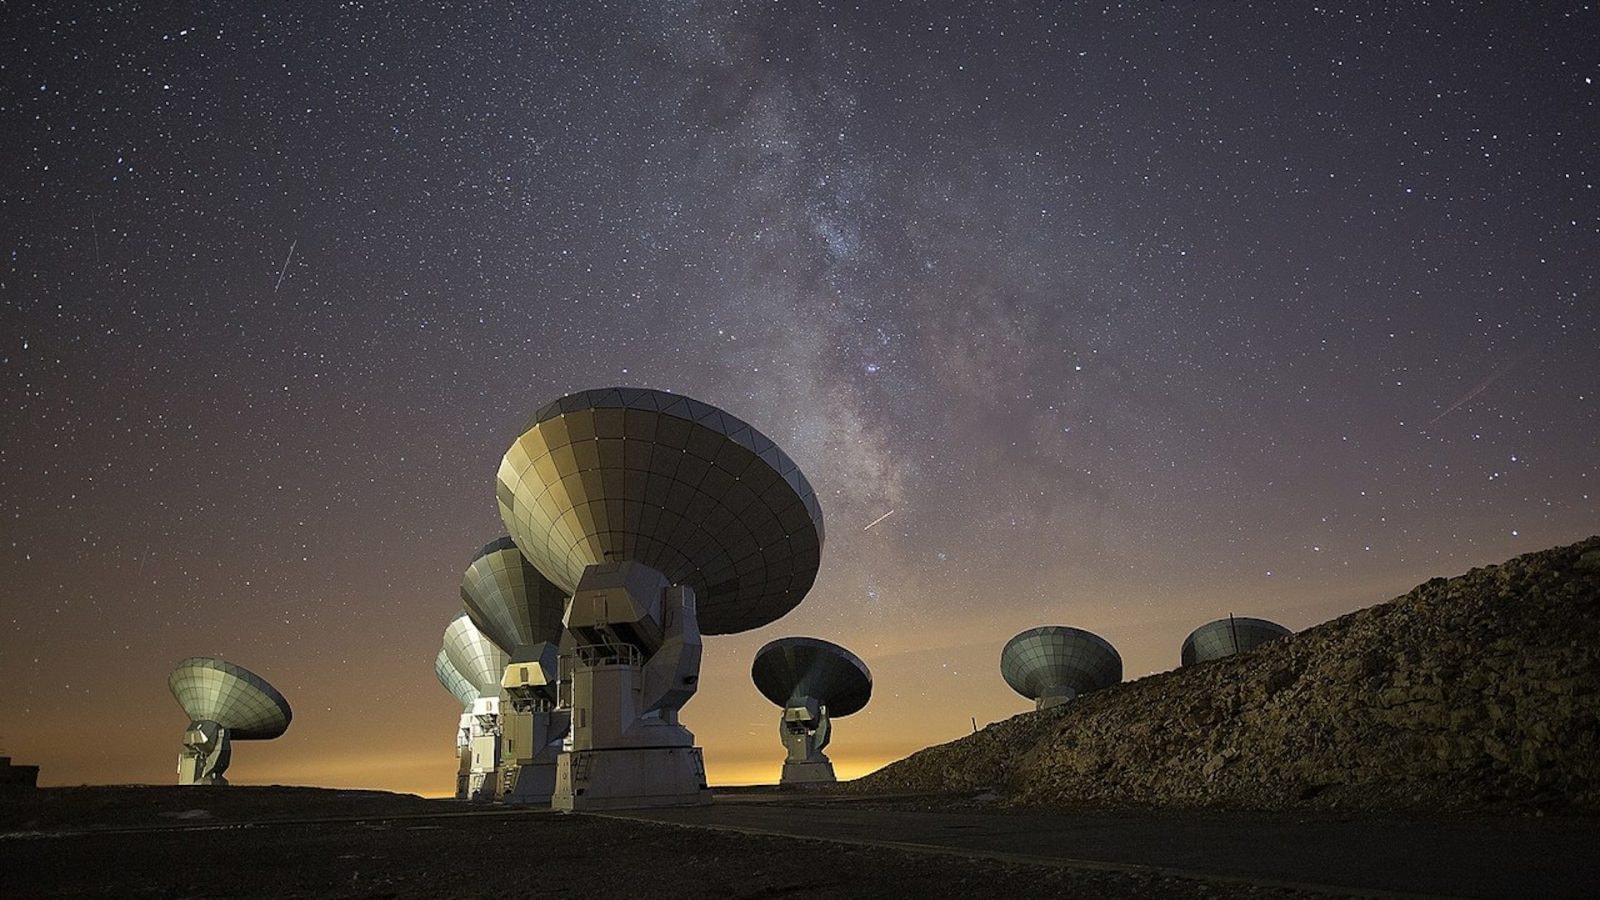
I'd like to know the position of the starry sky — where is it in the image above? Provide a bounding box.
[2,2,1596,794]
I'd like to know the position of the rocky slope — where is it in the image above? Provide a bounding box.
[853,537,1600,814]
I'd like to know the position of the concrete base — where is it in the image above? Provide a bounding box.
[501,761,558,806]
[553,747,712,811]
[781,759,837,785]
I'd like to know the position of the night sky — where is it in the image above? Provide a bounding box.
[2,3,1595,794]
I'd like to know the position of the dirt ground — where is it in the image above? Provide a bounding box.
[1,786,1318,899]
[0,785,443,832]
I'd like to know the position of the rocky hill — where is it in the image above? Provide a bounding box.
[852,537,1600,814]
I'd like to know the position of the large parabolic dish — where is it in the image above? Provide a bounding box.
[1181,616,1292,666]
[1000,626,1122,709]
[169,657,291,786]
[434,647,478,709]
[752,637,872,716]
[752,637,871,786]
[442,611,509,700]
[496,386,825,635]
[498,387,825,810]
[168,657,292,740]
[460,536,567,660]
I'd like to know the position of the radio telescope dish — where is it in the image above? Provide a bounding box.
[461,536,572,806]
[435,647,477,709]
[435,646,479,800]
[168,657,292,785]
[444,612,511,802]
[1181,616,1292,666]
[751,637,872,785]
[496,386,825,635]
[1000,626,1122,710]
[497,387,826,810]
[442,611,509,700]
[752,637,872,717]
[169,658,292,739]
[460,536,567,662]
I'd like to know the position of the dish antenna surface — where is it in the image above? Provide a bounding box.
[435,647,478,709]
[497,386,824,635]
[461,536,567,661]
[751,637,872,784]
[443,611,509,700]
[497,386,826,810]
[460,536,571,805]
[442,611,510,801]
[168,657,292,785]
[1181,616,1292,666]
[1000,626,1122,710]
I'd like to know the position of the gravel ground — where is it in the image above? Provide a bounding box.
[0,785,443,832]
[1,787,1323,899]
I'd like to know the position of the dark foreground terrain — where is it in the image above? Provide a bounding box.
[5,786,1599,898]
[0,786,1304,900]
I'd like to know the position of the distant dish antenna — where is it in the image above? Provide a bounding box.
[1181,615,1292,666]
[442,611,510,801]
[460,537,571,805]
[498,387,825,810]
[1000,627,1122,710]
[751,637,872,785]
[461,536,567,663]
[168,658,292,785]
[434,647,478,710]
[434,646,478,800]
[442,611,509,699]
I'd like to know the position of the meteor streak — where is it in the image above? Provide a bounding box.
[863,509,896,531]
[274,238,297,292]
[1427,358,1520,426]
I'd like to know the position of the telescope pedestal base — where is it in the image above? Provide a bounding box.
[781,759,837,785]
[177,751,227,786]
[501,761,558,806]
[466,768,500,803]
[553,747,711,811]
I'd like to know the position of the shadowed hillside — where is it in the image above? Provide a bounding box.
[852,537,1600,814]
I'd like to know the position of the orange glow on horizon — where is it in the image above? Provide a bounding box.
[216,748,904,798]
[7,533,1557,801]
